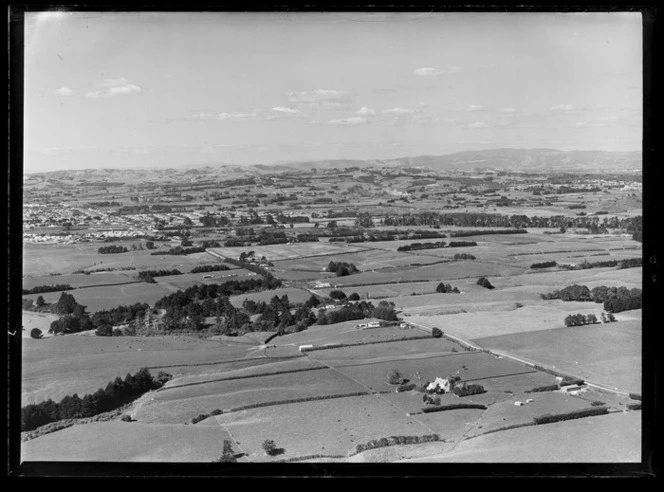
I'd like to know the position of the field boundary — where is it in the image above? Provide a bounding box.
[158,365,329,392]
[223,390,392,414]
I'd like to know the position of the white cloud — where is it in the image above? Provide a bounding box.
[499,107,517,113]
[383,108,415,115]
[218,112,257,120]
[86,77,144,98]
[326,116,368,126]
[466,121,488,129]
[288,89,352,110]
[55,87,76,97]
[454,105,485,112]
[356,107,376,116]
[551,104,575,112]
[271,107,300,114]
[414,66,463,76]
[184,112,256,121]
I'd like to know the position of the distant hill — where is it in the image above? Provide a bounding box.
[278,149,642,173]
[25,149,642,177]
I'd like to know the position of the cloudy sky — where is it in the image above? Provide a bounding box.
[23,11,642,172]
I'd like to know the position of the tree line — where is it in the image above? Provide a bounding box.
[98,245,128,254]
[22,284,74,295]
[564,312,615,327]
[137,269,183,283]
[21,368,171,432]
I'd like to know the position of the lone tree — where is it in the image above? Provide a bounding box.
[476,277,494,290]
[262,439,280,456]
[30,328,43,339]
[215,440,237,463]
[36,295,46,307]
[387,368,404,385]
[431,327,443,338]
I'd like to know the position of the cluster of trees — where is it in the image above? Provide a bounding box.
[564,312,615,326]
[93,302,152,336]
[237,294,317,335]
[326,261,359,277]
[447,241,477,247]
[21,368,171,432]
[317,300,398,325]
[150,246,206,256]
[542,284,642,313]
[329,290,347,300]
[294,234,319,243]
[22,284,74,295]
[199,240,221,248]
[48,292,95,334]
[137,269,182,283]
[530,261,558,269]
[98,245,128,254]
[558,258,642,271]
[436,283,460,294]
[190,264,231,274]
[397,241,446,252]
[454,253,476,260]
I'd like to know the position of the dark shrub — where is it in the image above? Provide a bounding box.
[30,328,43,339]
[431,327,443,338]
[262,439,280,456]
[477,277,494,289]
[192,413,209,424]
[210,409,223,416]
[121,415,133,422]
[387,369,404,385]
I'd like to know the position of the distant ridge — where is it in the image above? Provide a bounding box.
[277,148,641,173]
[26,148,641,176]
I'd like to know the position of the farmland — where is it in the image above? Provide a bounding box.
[18,163,644,466]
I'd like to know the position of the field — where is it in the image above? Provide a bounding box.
[399,411,642,463]
[473,319,642,393]
[132,368,367,424]
[208,243,368,262]
[21,421,235,462]
[23,282,174,312]
[21,335,267,405]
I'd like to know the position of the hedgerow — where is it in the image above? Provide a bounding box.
[525,384,560,394]
[421,403,487,413]
[348,434,441,456]
[533,406,608,425]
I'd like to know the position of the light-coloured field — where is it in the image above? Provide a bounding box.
[208,243,367,262]
[132,368,367,424]
[404,301,613,339]
[21,421,234,462]
[211,394,441,460]
[22,272,136,290]
[398,410,642,463]
[473,318,642,394]
[21,311,59,338]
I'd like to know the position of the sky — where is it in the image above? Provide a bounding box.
[23,11,643,172]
